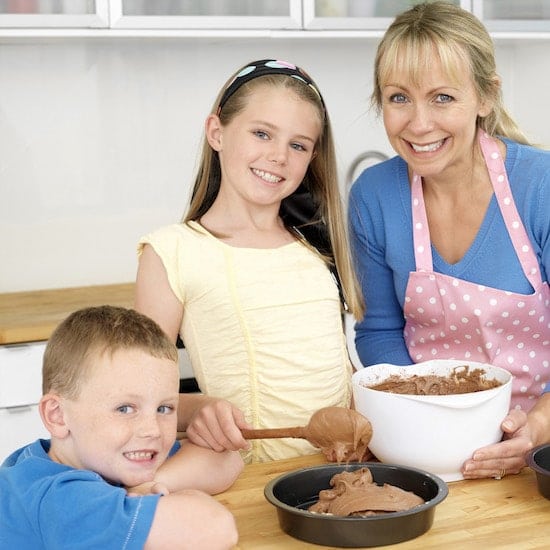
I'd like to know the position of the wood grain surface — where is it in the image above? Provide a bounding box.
[0,283,134,344]
[216,453,550,549]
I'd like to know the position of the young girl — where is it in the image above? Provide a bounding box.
[135,59,364,463]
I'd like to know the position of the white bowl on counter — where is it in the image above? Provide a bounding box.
[352,359,512,482]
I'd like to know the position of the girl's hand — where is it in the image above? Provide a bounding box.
[462,409,532,479]
[185,398,252,453]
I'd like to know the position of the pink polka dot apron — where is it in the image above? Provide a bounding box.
[404,131,550,411]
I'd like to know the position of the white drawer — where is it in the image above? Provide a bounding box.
[0,404,48,463]
[0,342,45,407]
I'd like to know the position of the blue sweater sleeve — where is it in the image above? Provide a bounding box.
[348,158,413,366]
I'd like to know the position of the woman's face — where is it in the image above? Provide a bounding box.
[380,52,491,180]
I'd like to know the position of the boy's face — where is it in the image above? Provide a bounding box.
[51,348,179,488]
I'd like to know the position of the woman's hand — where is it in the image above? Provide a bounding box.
[463,394,550,479]
[185,398,252,453]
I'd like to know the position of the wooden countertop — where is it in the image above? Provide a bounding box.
[216,453,550,549]
[0,283,135,344]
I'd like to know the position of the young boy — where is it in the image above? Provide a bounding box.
[0,306,243,550]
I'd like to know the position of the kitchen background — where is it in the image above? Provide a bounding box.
[2,0,550,293]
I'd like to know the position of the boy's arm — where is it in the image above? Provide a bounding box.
[154,441,244,494]
[144,489,238,550]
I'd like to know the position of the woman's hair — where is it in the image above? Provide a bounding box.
[43,305,178,398]
[184,60,364,319]
[371,1,531,145]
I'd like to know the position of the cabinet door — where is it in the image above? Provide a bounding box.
[0,0,109,28]
[472,0,550,32]
[303,0,468,30]
[110,0,302,30]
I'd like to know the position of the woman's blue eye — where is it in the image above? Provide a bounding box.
[436,93,453,103]
[390,93,407,103]
[158,405,174,414]
[117,405,134,414]
[254,130,269,139]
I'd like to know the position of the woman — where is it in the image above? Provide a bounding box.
[349,2,550,479]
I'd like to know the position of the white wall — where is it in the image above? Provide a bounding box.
[1,37,549,292]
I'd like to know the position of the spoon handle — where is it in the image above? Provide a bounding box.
[241,427,305,440]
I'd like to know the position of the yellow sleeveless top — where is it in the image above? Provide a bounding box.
[139,221,352,462]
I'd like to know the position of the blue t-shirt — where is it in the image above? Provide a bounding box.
[0,439,179,549]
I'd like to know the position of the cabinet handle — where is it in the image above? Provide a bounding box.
[5,405,33,413]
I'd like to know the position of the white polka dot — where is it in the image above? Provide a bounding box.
[474,309,482,316]
[429,297,436,304]
[490,299,498,306]
[416,286,423,293]
[533,333,541,339]
[452,280,459,287]
[486,342,493,349]
[417,245,424,253]
[502,311,509,318]
[517,342,524,349]
[443,343,450,349]
[522,364,529,372]
[463,294,471,302]
[497,174,504,182]
[464,334,472,340]
[507,356,514,364]
[415,222,422,230]
[506,334,514,341]
[450,303,457,311]
[530,351,536,358]
[529,309,536,316]
[517,301,525,308]
[478,285,486,291]
[450,325,457,331]
[522,245,529,253]
[461,317,469,324]
[535,374,541,382]
[405,296,411,303]
[522,326,531,332]
[417,307,424,313]
[431,348,437,355]
[430,334,436,341]
[512,221,520,229]
[512,319,520,326]
[465,351,471,358]
[520,386,527,393]
[491,152,499,159]
[504,197,511,206]
[413,198,419,206]
[439,288,446,296]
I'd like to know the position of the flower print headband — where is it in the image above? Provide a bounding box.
[217,59,325,115]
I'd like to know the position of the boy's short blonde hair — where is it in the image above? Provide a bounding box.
[43,306,178,398]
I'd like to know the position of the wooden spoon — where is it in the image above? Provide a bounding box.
[242,407,373,463]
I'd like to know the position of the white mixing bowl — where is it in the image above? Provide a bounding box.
[352,359,512,482]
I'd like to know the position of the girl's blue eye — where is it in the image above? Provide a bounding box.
[158,405,174,414]
[291,143,306,152]
[254,130,269,140]
[117,405,134,414]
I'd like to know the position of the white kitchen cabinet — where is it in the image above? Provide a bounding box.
[0,0,109,28]
[110,0,302,30]
[0,342,48,463]
[1,0,549,37]
[472,0,550,32]
[303,0,468,30]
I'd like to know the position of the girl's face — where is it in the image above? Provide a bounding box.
[207,85,322,208]
[51,348,179,488]
[381,53,491,180]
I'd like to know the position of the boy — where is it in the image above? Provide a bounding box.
[0,306,243,549]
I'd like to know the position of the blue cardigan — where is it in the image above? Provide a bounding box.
[348,138,550,372]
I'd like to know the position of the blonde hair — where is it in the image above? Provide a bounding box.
[184,66,364,319]
[43,306,178,398]
[372,1,531,145]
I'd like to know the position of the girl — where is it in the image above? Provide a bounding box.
[135,59,364,463]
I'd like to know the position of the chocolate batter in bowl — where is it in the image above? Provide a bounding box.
[352,359,512,482]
